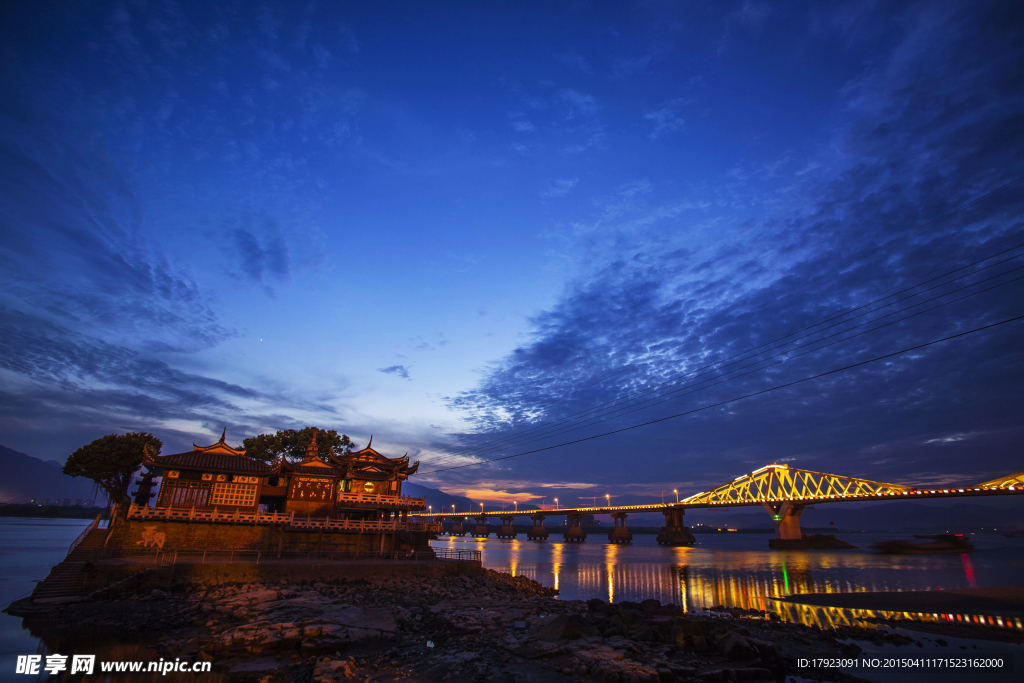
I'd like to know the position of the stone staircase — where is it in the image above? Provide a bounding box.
[31,520,108,604]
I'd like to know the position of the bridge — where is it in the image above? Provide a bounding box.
[413,463,1024,548]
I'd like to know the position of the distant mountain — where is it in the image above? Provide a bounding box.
[0,445,100,504]
[402,482,477,515]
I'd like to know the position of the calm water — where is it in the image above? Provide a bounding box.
[2,519,1022,680]
[432,531,1024,630]
[0,518,91,681]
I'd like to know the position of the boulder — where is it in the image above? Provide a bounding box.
[534,613,586,641]
[640,599,661,615]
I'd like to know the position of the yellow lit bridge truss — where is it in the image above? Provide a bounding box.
[681,463,912,506]
[976,471,1024,489]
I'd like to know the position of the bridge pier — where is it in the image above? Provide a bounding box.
[607,511,633,544]
[762,502,855,549]
[472,515,490,538]
[762,502,805,540]
[497,515,517,539]
[563,512,587,542]
[656,507,696,546]
[527,514,549,540]
[450,516,466,536]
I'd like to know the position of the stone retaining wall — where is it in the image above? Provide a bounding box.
[83,559,482,591]
[105,518,431,552]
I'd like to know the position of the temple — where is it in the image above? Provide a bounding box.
[106,430,433,553]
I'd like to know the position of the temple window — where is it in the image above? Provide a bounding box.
[211,482,258,507]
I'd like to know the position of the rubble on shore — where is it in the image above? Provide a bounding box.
[15,569,934,682]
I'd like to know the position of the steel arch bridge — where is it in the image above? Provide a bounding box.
[415,461,1023,546]
[679,463,913,506]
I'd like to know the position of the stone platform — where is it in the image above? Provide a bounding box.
[76,557,483,594]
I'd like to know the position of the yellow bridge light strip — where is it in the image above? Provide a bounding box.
[410,463,1022,518]
[976,471,1024,489]
[679,463,912,506]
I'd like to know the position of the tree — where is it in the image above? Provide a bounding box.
[64,432,163,505]
[242,427,358,463]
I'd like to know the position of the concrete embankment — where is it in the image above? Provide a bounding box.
[82,557,482,591]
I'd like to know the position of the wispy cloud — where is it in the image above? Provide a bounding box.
[558,53,593,75]
[559,89,599,117]
[541,178,579,198]
[643,98,692,139]
[448,3,1024,485]
[611,42,673,79]
[378,365,411,379]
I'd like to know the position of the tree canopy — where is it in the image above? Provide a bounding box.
[63,432,162,505]
[242,427,358,463]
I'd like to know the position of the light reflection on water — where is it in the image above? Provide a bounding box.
[431,532,1024,631]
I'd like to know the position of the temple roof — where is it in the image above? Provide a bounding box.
[144,449,278,474]
[192,427,247,456]
[329,441,420,479]
[144,429,277,474]
[279,458,347,477]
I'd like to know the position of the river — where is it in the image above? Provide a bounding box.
[429,531,1024,631]
[2,519,1022,680]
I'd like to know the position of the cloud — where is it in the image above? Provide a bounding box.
[338,24,361,54]
[0,111,235,353]
[643,98,692,139]
[378,365,411,379]
[449,487,543,504]
[231,217,293,287]
[734,0,772,26]
[559,89,599,117]
[510,119,535,133]
[447,2,1024,487]
[611,42,673,79]
[0,306,342,456]
[558,53,593,75]
[537,481,597,489]
[556,90,605,152]
[541,178,579,198]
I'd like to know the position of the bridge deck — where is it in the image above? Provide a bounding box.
[412,486,1022,518]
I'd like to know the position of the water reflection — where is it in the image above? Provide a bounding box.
[432,533,1024,632]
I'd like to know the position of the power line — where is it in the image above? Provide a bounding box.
[424,235,1024,467]
[421,313,1024,474]
[747,175,1024,313]
[429,267,1024,462]
[417,178,1024,470]
[421,241,1024,467]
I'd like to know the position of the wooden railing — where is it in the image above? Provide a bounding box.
[336,492,426,508]
[125,504,440,533]
[68,514,101,554]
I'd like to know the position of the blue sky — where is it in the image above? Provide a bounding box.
[2,1,1023,508]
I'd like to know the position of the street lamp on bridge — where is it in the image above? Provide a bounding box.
[605,494,610,507]
[514,501,517,512]
[554,498,559,510]
[674,489,678,503]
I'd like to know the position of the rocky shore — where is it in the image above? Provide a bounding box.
[13,569,940,682]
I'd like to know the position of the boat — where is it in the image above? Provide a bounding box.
[874,534,975,554]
